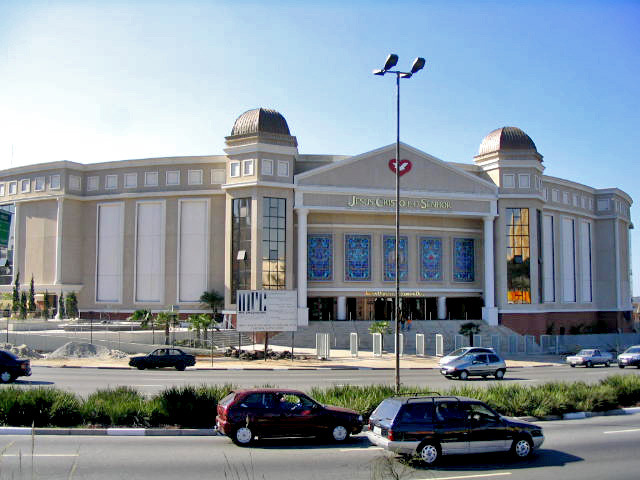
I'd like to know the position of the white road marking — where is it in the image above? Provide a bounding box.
[419,473,512,480]
[604,428,640,434]
[339,447,383,452]
[2,454,79,457]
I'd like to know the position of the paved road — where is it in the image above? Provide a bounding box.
[0,415,638,479]
[8,364,640,396]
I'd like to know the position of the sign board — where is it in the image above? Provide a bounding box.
[0,210,11,248]
[236,290,297,332]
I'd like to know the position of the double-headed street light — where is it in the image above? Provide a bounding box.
[373,54,426,393]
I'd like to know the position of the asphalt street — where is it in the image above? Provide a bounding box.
[0,415,638,480]
[11,364,640,397]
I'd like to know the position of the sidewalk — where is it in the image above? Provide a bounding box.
[31,344,566,370]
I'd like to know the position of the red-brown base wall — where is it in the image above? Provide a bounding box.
[500,311,633,337]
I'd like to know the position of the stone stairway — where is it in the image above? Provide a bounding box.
[210,330,253,349]
[270,320,522,355]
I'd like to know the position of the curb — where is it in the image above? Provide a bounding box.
[517,406,640,422]
[1,407,638,436]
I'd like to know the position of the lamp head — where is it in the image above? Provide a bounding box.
[383,53,399,71]
[373,69,385,76]
[410,57,426,74]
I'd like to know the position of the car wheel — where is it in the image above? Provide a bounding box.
[570,364,576,368]
[586,361,593,368]
[495,369,505,380]
[511,436,533,459]
[330,425,349,442]
[136,364,145,370]
[0,371,13,383]
[619,364,625,369]
[417,441,440,465]
[175,364,186,371]
[231,426,254,446]
[605,361,611,367]
[458,370,469,380]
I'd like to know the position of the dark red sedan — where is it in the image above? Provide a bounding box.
[216,388,363,446]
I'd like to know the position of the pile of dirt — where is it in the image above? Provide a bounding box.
[0,343,44,359]
[47,342,128,359]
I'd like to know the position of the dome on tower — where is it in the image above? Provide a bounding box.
[230,108,291,136]
[478,127,537,156]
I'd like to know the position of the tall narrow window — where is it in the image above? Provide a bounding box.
[178,200,208,302]
[262,197,286,289]
[453,238,475,282]
[135,201,165,303]
[383,235,408,281]
[308,234,332,281]
[345,234,371,281]
[561,217,576,302]
[0,204,15,285]
[96,203,124,302]
[542,215,555,302]
[232,198,251,302]
[506,208,531,304]
[579,221,592,302]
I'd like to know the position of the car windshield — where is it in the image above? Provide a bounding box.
[623,347,640,354]
[577,350,594,356]
[446,349,468,357]
[370,399,402,423]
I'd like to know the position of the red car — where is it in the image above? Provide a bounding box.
[216,388,363,446]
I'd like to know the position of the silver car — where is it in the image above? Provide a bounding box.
[438,347,496,367]
[440,351,507,380]
[617,345,640,368]
[565,349,613,368]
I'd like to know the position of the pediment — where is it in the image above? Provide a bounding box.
[296,143,497,196]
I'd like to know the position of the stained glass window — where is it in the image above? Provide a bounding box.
[453,238,474,282]
[308,234,333,281]
[420,237,442,281]
[383,235,408,281]
[345,234,371,281]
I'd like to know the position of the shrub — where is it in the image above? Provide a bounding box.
[81,386,150,427]
[153,383,234,428]
[600,374,640,406]
[0,388,78,427]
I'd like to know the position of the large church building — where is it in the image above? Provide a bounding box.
[0,108,633,335]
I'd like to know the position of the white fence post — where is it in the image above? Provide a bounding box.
[396,333,404,357]
[372,333,382,357]
[435,334,444,357]
[416,333,425,357]
[316,333,330,359]
[349,332,358,357]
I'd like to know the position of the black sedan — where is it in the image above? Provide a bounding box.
[0,350,32,383]
[129,348,196,371]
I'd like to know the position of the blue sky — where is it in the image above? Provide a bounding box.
[1,0,639,292]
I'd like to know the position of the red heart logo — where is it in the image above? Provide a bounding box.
[388,159,412,176]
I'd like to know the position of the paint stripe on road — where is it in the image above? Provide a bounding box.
[1,454,79,457]
[604,428,640,434]
[339,447,383,452]
[418,473,512,480]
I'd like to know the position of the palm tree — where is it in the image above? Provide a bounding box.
[200,290,223,317]
[129,309,155,344]
[187,314,202,342]
[459,322,481,347]
[155,311,176,345]
[198,313,214,342]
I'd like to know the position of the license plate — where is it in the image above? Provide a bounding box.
[373,426,382,436]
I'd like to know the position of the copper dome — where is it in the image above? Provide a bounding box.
[478,127,537,155]
[231,108,291,136]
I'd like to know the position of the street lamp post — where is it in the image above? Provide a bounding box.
[374,54,426,393]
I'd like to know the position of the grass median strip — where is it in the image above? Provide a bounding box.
[0,375,638,429]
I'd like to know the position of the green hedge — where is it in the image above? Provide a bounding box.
[0,376,638,427]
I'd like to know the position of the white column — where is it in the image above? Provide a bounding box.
[296,208,309,326]
[437,296,446,320]
[482,215,498,325]
[337,296,347,321]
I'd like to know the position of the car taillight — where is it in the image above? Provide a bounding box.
[388,429,394,441]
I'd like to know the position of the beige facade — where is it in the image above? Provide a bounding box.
[0,110,633,335]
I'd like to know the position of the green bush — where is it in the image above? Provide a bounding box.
[81,387,151,427]
[601,374,640,406]
[153,384,234,428]
[0,388,79,427]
